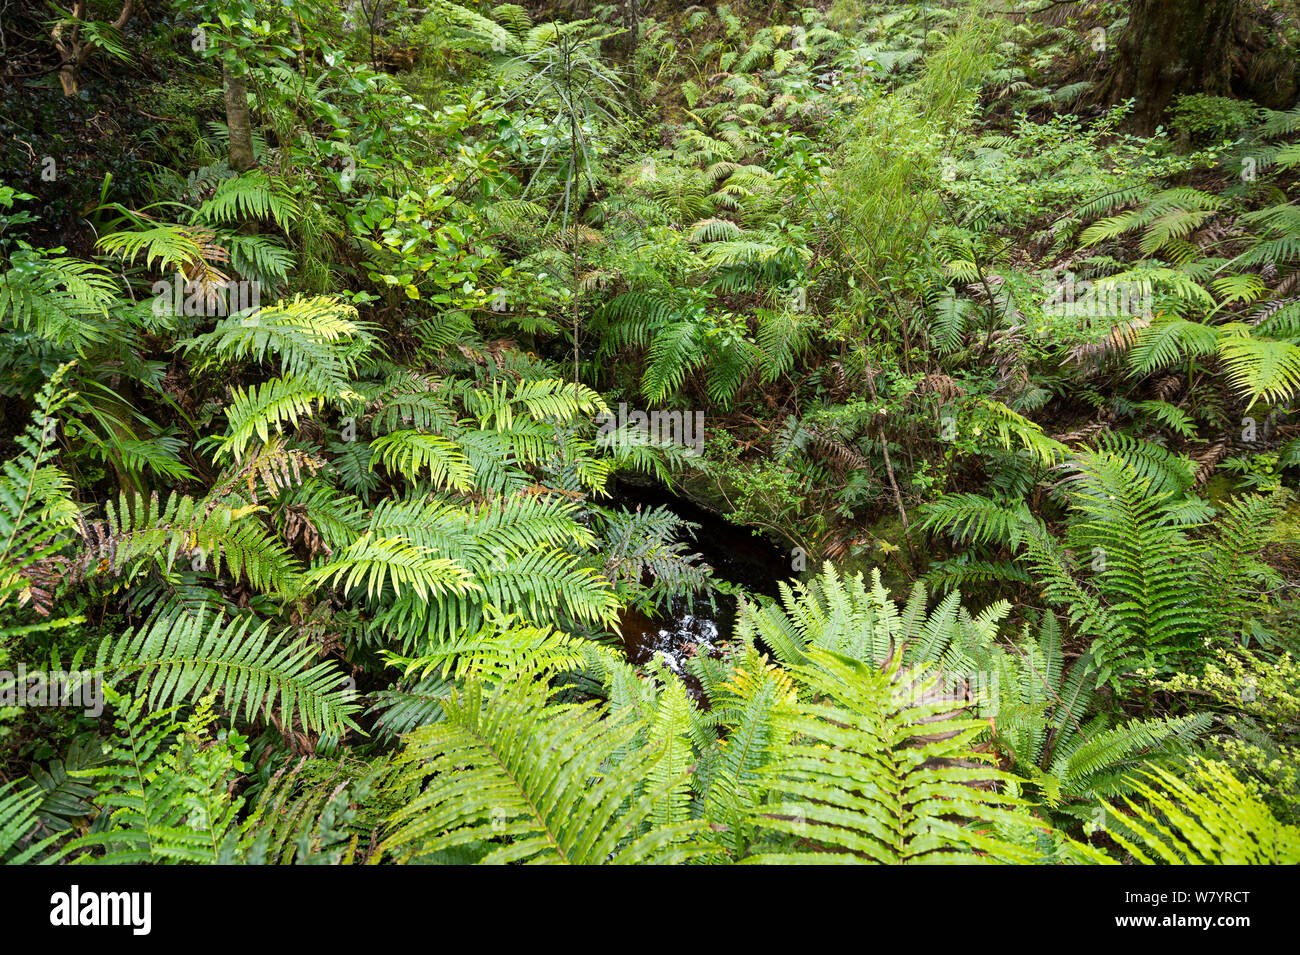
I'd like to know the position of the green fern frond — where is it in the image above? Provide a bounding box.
[304,533,480,603]
[380,672,711,864]
[217,375,327,461]
[97,610,360,735]
[196,170,300,228]
[1216,329,1300,408]
[370,431,474,491]
[67,692,251,863]
[184,295,376,394]
[1103,760,1300,864]
[0,782,67,863]
[746,650,1047,864]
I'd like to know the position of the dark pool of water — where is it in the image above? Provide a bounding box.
[608,479,791,686]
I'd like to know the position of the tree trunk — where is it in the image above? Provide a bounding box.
[223,62,256,171]
[51,0,134,97]
[1104,0,1239,134]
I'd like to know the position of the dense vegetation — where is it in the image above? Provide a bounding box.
[1,0,1298,865]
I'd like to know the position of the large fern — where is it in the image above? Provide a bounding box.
[96,609,360,736]
[745,649,1055,864]
[380,670,712,864]
[1103,760,1300,864]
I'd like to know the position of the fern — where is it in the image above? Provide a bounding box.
[305,534,479,603]
[1216,329,1300,408]
[0,368,79,621]
[643,320,705,402]
[695,643,798,856]
[1128,318,1219,375]
[68,692,250,864]
[996,616,1210,809]
[97,609,360,736]
[196,171,299,229]
[217,375,328,461]
[370,431,474,491]
[1103,760,1300,864]
[1079,187,1223,256]
[241,757,381,864]
[73,490,301,594]
[917,493,1043,550]
[0,781,67,863]
[184,295,377,394]
[380,671,712,864]
[1055,449,1202,677]
[0,250,119,352]
[746,650,1050,864]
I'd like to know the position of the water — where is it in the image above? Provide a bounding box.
[608,480,790,688]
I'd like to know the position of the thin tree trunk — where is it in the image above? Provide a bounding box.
[51,0,134,97]
[572,233,580,398]
[568,56,582,404]
[863,367,919,567]
[571,176,581,402]
[223,61,256,171]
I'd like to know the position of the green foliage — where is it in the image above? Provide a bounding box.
[993,615,1210,812]
[75,490,301,594]
[68,692,250,864]
[740,562,1003,680]
[184,295,377,394]
[0,781,67,863]
[1104,760,1300,864]
[747,650,1047,864]
[0,369,79,625]
[381,669,711,864]
[1,0,1295,870]
[96,610,360,737]
[0,249,119,353]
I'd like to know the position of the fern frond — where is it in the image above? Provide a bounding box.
[97,610,360,735]
[380,672,711,864]
[1104,760,1300,864]
[747,650,1047,864]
